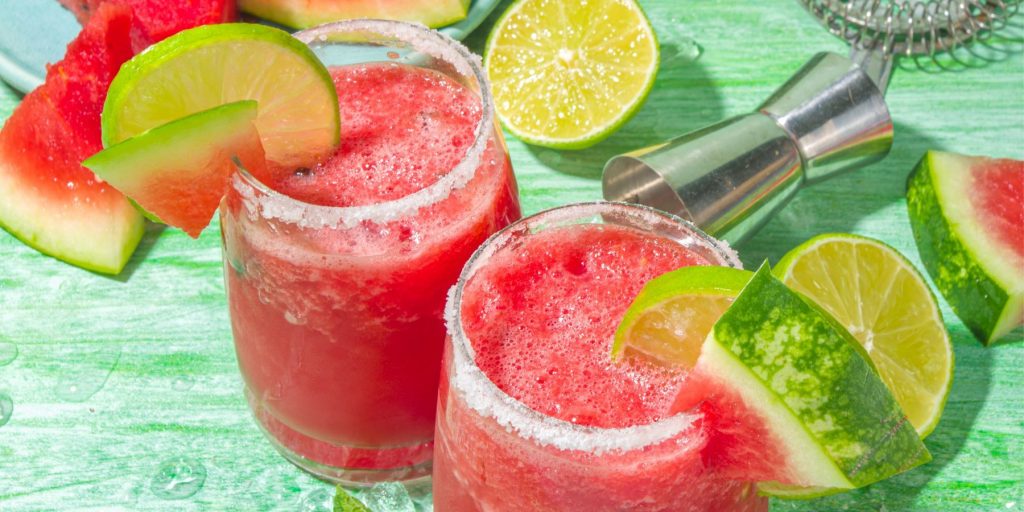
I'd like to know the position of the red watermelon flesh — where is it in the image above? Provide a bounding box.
[970,158,1024,261]
[58,0,236,52]
[0,4,144,273]
[674,372,800,486]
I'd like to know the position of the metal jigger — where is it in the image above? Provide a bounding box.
[602,52,894,244]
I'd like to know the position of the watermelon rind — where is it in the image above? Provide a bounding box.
[101,23,339,169]
[0,159,145,274]
[237,0,471,30]
[907,150,1024,345]
[702,264,930,494]
[84,101,263,238]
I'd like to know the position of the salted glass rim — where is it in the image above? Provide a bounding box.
[444,201,743,455]
[232,19,494,229]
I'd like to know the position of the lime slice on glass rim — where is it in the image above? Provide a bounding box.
[774,233,954,439]
[612,265,752,369]
[484,0,659,149]
[101,23,340,168]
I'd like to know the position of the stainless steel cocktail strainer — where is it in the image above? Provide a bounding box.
[603,0,1020,244]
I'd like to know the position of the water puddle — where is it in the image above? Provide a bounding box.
[0,393,12,427]
[54,344,122,402]
[297,487,332,511]
[150,456,206,500]
[0,342,17,366]
[171,375,196,391]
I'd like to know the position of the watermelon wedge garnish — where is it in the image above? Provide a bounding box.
[0,4,144,274]
[0,0,239,273]
[676,265,930,492]
[84,101,268,238]
[907,150,1024,345]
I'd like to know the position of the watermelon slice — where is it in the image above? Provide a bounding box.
[237,0,471,29]
[84,101,268,238]
[907,150,1024,345]
[0,4,144,274]
[673,265,930,493]
[58,0,236,52]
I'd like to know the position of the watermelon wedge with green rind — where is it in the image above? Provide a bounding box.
[0,4,144,274]
[237,0,470,30]
[907,150,1024,345]
[685,264,930,493]
[84,101,267,238]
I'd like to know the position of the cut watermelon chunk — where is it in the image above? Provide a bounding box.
[84,101,267,238]
[0,4,144,274]
[58,0,236,52]
[238,0,470,29]
[907,150,1024,344]
[674,265,930,493]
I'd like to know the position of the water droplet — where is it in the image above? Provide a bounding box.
[150,457,206,500]
[362,482,415,512]
[0,393,13,427]
[0,342,17,366]
[54,345,122,402]
[172,376,195,391]
[652,18,702,65]
[297,487,332,511]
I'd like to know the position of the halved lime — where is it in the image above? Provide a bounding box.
[774,233,953,438]
[484,0,659,149]
[612,265,753,369]
[101,23,339,168]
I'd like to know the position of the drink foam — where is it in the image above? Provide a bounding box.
[460,223,710,429]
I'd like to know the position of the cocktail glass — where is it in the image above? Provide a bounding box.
[435,202,768,511]
[220,20,520,485]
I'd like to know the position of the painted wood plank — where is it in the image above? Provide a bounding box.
[0,1,1021,510]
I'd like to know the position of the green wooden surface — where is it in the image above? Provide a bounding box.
[1,1,1022,510]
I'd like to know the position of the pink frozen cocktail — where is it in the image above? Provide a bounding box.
[434,202,768,511]
[220,20,519,484]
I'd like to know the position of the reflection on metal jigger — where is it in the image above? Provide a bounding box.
[603,52,894,244]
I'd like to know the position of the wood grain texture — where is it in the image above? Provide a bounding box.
[1,1,1022,510]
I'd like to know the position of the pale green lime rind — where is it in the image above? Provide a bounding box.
[708,264,930,491]
[100,23,339,168]
[773,232,954,439]
[756,482,843,500]
[483,0,660,150]
[86,101,258,174]
[0,159,145,275]
[907,150,1023,345]
[240,0,470,29]
[84,101,260,228]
